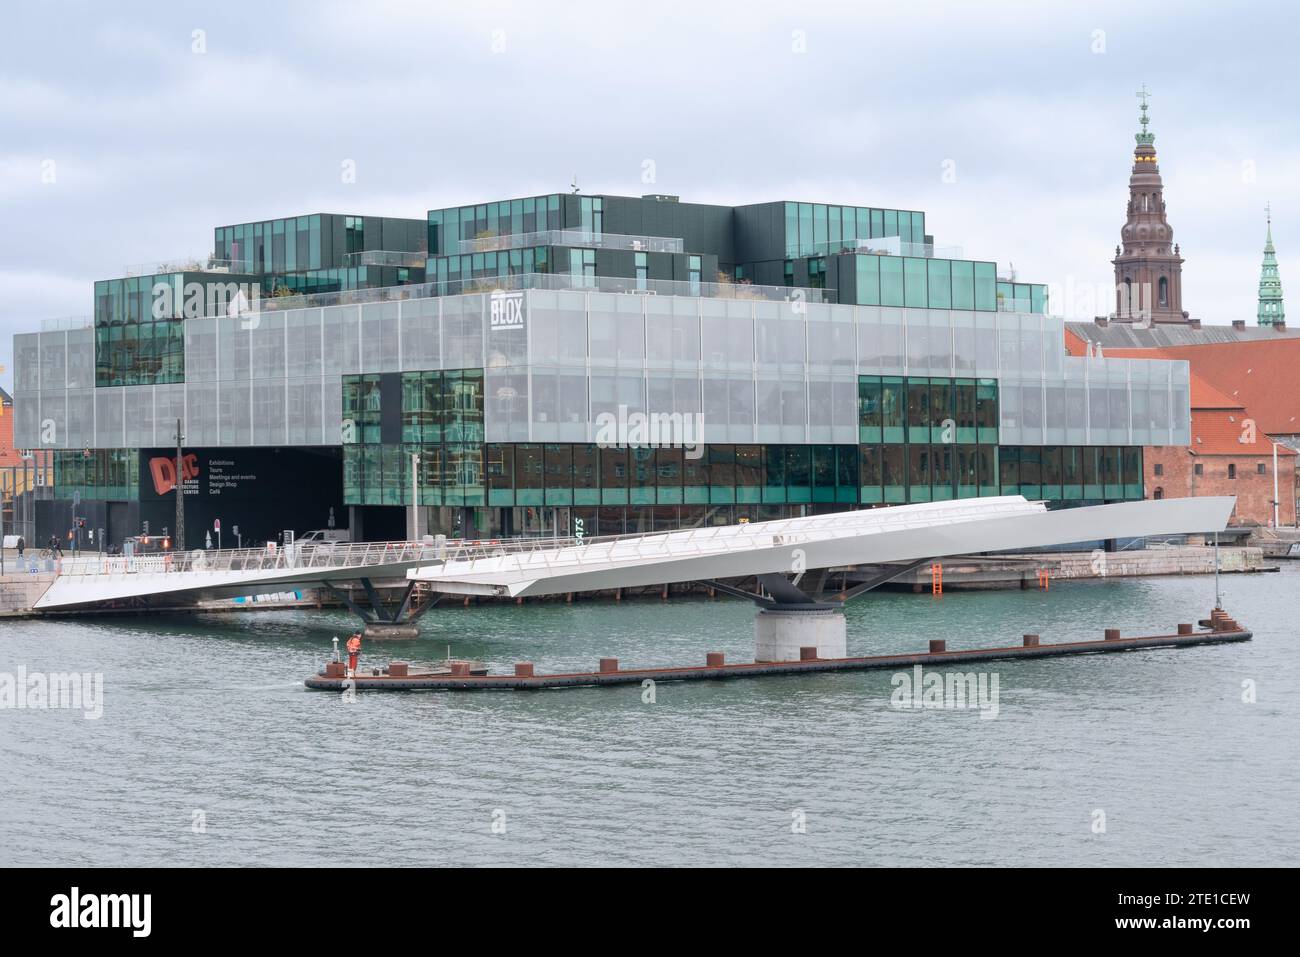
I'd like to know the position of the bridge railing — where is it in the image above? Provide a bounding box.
[49,535,593,579]
[430,498,1048,577]
[49,498,1047,581]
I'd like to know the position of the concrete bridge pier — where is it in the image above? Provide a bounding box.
[754,606,847,661]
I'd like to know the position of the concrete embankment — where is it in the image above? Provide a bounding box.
[0,573,56,617]
[1249,526,1300,559]
[887,545,1273,592]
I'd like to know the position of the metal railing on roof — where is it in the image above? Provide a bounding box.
[458,230,685,255]
[225,272,831,315]
[122,258,250,278]
[808,237,964,260]
[38,316,93,331]
[340,250,427,269]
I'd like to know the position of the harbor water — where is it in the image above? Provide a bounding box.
[2,565,1297,867]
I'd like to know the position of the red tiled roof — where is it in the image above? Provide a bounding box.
[1187,374,1244,411]
[1190,408,1297,456]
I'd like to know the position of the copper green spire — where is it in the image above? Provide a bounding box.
[1135,83,1154,147]
[1258,203,1285,326]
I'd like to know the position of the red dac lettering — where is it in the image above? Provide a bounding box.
[150,454,201,496]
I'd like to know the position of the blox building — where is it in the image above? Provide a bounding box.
[10,192,1189,548]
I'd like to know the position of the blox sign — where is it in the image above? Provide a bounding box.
[490,290,525,330]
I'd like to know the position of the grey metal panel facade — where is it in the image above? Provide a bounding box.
[731,202,785,263]
[11,291,1191,455]
[601,196,735,267]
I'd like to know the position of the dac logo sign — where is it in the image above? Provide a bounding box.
[490,290,525,330]
[150,454,200,496]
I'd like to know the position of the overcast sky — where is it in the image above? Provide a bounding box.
[3,0,1297,391]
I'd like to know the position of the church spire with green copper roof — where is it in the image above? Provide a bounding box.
[1258,204,1285,326]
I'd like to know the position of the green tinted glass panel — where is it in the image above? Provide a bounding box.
[879,257,905,307]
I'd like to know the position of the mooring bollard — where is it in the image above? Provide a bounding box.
[599,657,619,673]
[514,662,535,677]
[929,639,947,653]
[1177,623,1194,635]
[449,662,471,677]
[1023,634,1040,647]
[1104,628,1121,641]
[706,652,725,668]
[799,646,818,661]
[388,662,409,677]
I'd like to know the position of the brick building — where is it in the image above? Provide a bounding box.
[1064,331,1299,526]
[1,386,22,467]
[1147,377,1296,526]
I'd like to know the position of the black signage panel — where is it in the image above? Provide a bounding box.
[137,447,344,546]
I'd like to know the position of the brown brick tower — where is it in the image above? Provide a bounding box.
[1113,86,1188,324]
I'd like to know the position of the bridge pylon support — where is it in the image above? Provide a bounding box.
[754,606,847,662]
[321,578,438,641]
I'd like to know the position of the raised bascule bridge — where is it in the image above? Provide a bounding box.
[25,496,1247,689]
[404,495,1240,661]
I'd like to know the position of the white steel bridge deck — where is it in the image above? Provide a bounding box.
[29,495,1235,612]
[32,538,578,610]
[407,496,1237,599]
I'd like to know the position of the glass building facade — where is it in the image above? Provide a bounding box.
[52,448,140,503]
[213,213,426,279]
[428,194,566,256]
[92,270,260,387]
[12,191,1191,544]
[782,201,925,257]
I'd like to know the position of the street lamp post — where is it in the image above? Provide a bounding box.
[411,452,421,542]
[1273,442,1281,529]
[174,418,185,552]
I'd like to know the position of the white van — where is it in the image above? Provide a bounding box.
[297,529,351,544]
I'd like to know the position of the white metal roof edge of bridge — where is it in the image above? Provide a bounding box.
[410,496,1045,582]
[409,496,1236,599]
[33,558,428,610]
